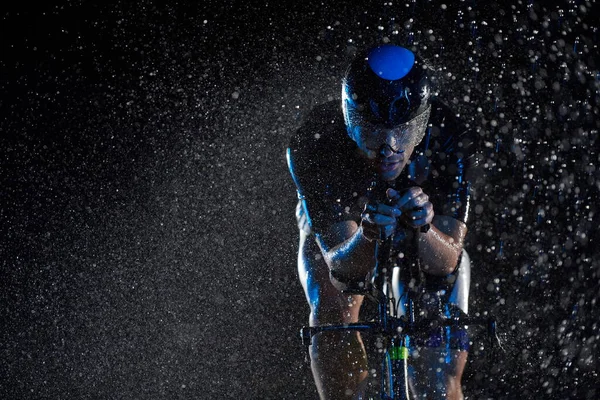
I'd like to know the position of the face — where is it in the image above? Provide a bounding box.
[343,104,431,181]
[347,122,415,181]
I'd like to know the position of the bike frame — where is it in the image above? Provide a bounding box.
[301,288,497,399]
[300,234,498,399]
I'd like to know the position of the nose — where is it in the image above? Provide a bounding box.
[379,132,402,156]
[380,144,396,157]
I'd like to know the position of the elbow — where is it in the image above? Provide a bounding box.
[326,252,373,291]
[421,244,463,276]
[445,246,463,275]
[322,249,338,272]
[422,263,457,277]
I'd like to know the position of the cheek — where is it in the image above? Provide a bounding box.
[357,144,377,160]
[351,133,377,159]
[398,160,409,172]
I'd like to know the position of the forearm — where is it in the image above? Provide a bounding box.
[417,224,464,276]
[320,226,378,281]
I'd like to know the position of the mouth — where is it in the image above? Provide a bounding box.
[377,159,403,172]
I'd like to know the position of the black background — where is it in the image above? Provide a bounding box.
[1,1,598,399]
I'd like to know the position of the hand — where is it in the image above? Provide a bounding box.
[386,187,434,229]
[360,201,402,241]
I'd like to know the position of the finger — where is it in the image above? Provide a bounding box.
[365,202,402,217]
[401,193,430,210]
[406,208,428,220]
[409,217,431,228]
[382,224,395,238]
[394,187,423,208]
[410,193,430,208]
[370,213,397,226]
[378,203,402,217]
[403,204,433,227]
[362,211,393,226]
[415,202,434,217]
[386,188,401,203]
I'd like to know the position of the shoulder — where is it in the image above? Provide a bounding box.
[287,100,350,179]
[286,101,362,232]
[414,98,477,181]
[288,100,346,156]
[428,98,477,159]
[416,99,477,223]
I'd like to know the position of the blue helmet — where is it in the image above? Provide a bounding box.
[342,45,433,131]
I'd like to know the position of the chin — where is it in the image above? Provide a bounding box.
[378,166,403,181]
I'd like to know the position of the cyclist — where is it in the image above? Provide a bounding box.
[287,44,476,399]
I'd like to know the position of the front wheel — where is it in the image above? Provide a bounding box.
[360,337,391,399]
[362,343,410,400]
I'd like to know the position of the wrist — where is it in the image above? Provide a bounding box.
[359,223,380,243]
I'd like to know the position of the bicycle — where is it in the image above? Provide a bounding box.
[300,225,501,399]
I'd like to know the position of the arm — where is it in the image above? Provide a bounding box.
[417,215,468,276]
[314,201,401,288]
[389,188,468,277]
[315,221,377,284]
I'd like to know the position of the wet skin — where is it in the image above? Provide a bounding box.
[298,118,468,399]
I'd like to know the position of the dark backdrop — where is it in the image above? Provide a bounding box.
[1,1,598,399]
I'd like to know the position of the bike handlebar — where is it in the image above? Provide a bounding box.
[300,316,498,347]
